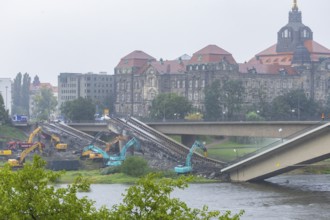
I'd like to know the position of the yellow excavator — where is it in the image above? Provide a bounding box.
[51,134,68,151]
[7,142,44,168]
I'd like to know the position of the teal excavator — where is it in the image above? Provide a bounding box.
[174,140,207,174]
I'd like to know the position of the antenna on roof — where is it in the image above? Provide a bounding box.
[292,0,298,11]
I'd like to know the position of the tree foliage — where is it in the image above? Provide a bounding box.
[60,97,95,121]
[0,156,244,220]
[0,94,11,124]
[269,89,320,120]
[12,72,31,115]
[204,79,244,120]
[0,156,109,219]
[150,93,192,120]
[204,80,222,120]
[32,87,58,121]
[110,173,244,220]
[120,156,149,177]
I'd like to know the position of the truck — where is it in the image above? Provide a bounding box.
[7,142,44,168]
[174,141,208,174]
[6,127,43,150]
[107,137,141,166]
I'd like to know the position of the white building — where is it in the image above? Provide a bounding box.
[0,78,12,114]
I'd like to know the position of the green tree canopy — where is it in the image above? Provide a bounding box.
[0,156,244,220]
[0,156,109,219]
[0,94,10,124]
[12,72,31,115]
[270,89,320,120]
[109,173,244,220]
[149,93,192,120]
[33,87,58,121]
[61,97,95,121]
[204,79,244,120]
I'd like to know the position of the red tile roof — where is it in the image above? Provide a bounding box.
[150,60,188,74]
[250,40,330,65]
[116,50,156,69]
[239,62,296,75]
[189,44,237,65]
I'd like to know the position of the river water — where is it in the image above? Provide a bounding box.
[78,174,330,220]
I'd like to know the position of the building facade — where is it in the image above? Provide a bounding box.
[58,72,115,115]
[113,1,330,118]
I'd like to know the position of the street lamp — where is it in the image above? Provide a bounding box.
[233,149,238,159]
[222,111,226,121]
[291,109,295,120]
[278,128,283,142]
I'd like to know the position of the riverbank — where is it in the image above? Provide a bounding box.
[58,169,220,184]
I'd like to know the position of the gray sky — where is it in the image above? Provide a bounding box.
[0,0,329,86]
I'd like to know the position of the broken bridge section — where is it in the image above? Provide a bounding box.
[107,117,226,175]
[221,123,330,182]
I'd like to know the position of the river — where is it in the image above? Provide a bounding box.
[78,174,330,220]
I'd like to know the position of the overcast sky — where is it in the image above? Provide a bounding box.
[1,0,329,86]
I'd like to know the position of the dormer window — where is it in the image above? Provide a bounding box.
[281,29,291,38]
[301,29,310,38]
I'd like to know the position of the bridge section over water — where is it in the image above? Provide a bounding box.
[221,122,330,182]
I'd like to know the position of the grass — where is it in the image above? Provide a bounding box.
[0,125,27,142]
[58,170,139,184]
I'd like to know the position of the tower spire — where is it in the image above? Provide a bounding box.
[292,0,298,11]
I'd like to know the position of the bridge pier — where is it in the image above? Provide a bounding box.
[181,135,196,147]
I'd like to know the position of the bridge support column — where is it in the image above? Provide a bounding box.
[181,135,196,147]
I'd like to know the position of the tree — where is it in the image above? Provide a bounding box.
[0,94,10,124]
[149,93,192,120]
[109,173,244,220]
[0,156,244,220]
[221,79,245,120]
[33,87,58,121]
[204,80,222,120]
[0,156,110,219]
[204,79,244,120]
[269,89,320,120]
[120,156,149,177]
[12,72,30,115]
[61,97,95,121]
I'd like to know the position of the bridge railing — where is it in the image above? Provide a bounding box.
[226,121,324,165]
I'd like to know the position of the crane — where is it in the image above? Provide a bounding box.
[174,140,208,174]
[7,142,44,168]
[107,137,141,166]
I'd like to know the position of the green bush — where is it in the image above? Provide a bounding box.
[120,156,149,177]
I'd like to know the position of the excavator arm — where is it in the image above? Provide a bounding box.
[27,127,42,143]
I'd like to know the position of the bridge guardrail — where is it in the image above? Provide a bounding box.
[226,121,324,166]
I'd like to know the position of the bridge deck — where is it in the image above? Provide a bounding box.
[221,122,330,181]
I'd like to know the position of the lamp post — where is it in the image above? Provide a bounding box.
[222,111,226,121]
[163,103,166,122]
[291,109,295,120]
[278,128,283,142]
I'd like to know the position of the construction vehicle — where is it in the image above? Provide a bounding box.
[105,135,127,152]
[0,149,12,156]
[81,144,110,162]
[7,142,44,168]
[174,141,208,174]
[107,137,141,166]
[6,127,43,150]
[80,131,108,159]
[51,134,68,151]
